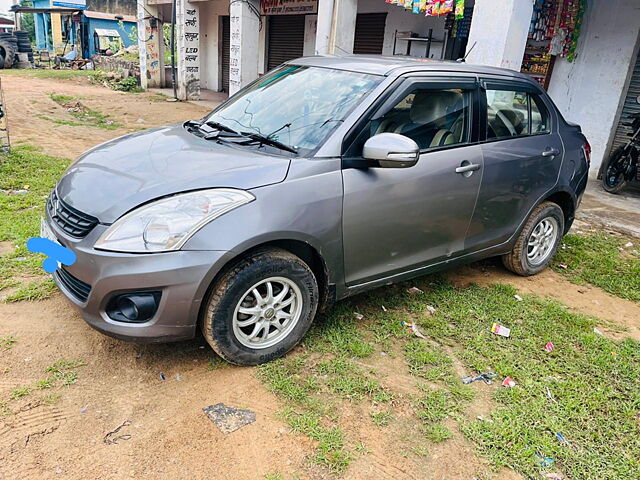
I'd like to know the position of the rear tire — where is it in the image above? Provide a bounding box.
[201,248,318,366]
[602,147,630,194]
[502,202,565,276]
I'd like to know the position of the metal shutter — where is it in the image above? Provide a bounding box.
[221,16,230,93]
[267,15,305,72]
[353,13,387,55]
[612,49,640,150]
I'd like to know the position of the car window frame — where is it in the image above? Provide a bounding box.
[479,78,554,144]
[341,75,481,163]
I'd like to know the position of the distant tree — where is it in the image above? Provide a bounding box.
[19,0,36,43]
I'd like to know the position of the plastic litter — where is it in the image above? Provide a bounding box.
[624,242,634,248]
[546,386,558,403]
[557,263,568,269]
[501,376,516,388]
[381,305,388,312]
[175,373,183,382]
[81,405,88,414]
[462,372,497,385]
[514,294,523,302]
[536,454,555,467]
[545,342,555,352]
[401,321,427,339]
[407,286,423,294]
[556,432,568,446]
[426,305,437,315]
[203,403,256,434]
[491,323,511,338]
[593,327,603,335]
[354,312,364,320]
[159,372,166,381]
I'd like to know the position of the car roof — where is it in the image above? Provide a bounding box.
[288,55,532,81]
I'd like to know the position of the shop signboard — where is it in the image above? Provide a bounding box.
[51,0,87,9]
[260,0,317,15]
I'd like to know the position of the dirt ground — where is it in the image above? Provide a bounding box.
[1,74,639,480]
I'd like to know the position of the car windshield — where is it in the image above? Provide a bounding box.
[205,65,382,155]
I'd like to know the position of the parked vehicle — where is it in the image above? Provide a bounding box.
[43,56,590,365]
[601,98,640,194]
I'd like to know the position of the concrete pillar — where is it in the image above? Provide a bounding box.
[329,0,357,55]
[229,0,260,96]
[465,0,533,71]
[137,0,164,90]
[315,0,334,55]
[51,13,63,51]
[176,0,201,100]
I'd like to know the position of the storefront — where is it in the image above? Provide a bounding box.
[519,0,586,90]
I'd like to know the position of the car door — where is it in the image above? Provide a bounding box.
[341,77,483,286]
[464,79,564,252]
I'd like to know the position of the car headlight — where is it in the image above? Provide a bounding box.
[95,189,254,253]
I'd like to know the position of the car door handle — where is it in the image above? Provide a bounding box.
[455,163,481,174]
[542,148,560,157]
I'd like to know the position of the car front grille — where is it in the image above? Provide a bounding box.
[55,267,92,303]
[47,190,99,238]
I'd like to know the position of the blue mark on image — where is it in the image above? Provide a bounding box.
[26,237,77,273]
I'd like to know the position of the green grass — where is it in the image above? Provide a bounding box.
[3,358,86,405]
[0,145,71,301]
[258,271,640,479]
[554,232,640,302]
[0,69,94,80]
[0,335,16,349]
[47,94,122,130]
[405,280,640,480]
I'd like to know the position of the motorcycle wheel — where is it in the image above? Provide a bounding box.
[602,147,631,194]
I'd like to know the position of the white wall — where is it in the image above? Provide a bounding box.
[198,0,228,91]
[547,0,640,172]
[357,0,447,58]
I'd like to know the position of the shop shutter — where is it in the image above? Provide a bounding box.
[267,15,305,72]
[221,16,230,93]
[612,49,640,151]
[353,13,387,55]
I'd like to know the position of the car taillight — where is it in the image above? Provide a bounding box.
[582,140,591,167]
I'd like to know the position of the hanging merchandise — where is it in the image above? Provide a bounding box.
[439,0,454,15]
[559,0,586,62]
[455,0,464,20]
[404,0,413,10]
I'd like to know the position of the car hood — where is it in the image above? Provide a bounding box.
[56,123,291,223]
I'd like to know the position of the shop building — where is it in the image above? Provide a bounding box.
[138,0,640,172]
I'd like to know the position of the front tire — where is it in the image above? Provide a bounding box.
[502,202,564,276]
[201,248,318,366]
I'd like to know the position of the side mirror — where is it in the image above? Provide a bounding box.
[363,133,420,168]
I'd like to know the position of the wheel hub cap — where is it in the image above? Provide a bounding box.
[527,217,559,266]
[232,277,303,350]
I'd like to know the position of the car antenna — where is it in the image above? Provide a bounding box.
[456,42,477,63]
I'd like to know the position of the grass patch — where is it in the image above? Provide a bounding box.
[409,280,640,479]
[554,232,640,302]
[0,69,94,80]
[3,278,57,302]
[423,423,452,443]
[370,410,392,427]
[3,358,86,405]
[0,335,16,349]
[0,145,71,301]
[48,93,122,130]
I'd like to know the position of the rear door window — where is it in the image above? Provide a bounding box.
[485,85,550,140]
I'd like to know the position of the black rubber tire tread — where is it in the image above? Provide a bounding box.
[201,247,318,366]
[502,201,565,277]
[601,147,629,194]
[0,39,16,68]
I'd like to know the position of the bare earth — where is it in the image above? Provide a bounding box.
[1,74,638,480]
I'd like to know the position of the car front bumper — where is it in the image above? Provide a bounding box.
[47,215,229,343]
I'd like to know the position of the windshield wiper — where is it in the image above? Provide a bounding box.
[240,131,298,154]
[205,120,239,135]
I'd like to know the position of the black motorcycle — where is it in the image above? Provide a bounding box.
[602,110,640,194]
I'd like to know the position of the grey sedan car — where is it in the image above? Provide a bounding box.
[44,56,590,365]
